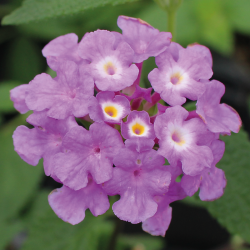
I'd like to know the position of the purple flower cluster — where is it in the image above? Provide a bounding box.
[11,16,242,237]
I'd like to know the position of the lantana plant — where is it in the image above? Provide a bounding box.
[11,15,241,237]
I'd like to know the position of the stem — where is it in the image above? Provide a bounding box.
[108,216,123,250]
[154,0,182,41]
[134,62,143,86]
[167,9,176,41]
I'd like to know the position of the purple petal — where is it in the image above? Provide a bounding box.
[14,112,78,176]
[199,166,226,201]
[125,138,155,153]
[103,147,171,224]
[197,80,242,134]
[78,30,139,91]
[178,48,213,80]
[142,203,172,237]
[104,167,170,224]
[121,110,155,140]
[13,126,45,166]
[155,106,214,175]
[42,33,82,70]
[117,16,171,63]
[89,91,130,123]
[54,123,123,190]
[48,179,109,225]
[10,84,29,114]
[187,43,213,67]
[210,139,225,165]
[42,33,78,58]
[181,174,201,196]
[26,61,94,119]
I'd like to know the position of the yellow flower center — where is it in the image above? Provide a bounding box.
[170,72,183,85]
[104,106,118,117]
[104,61,116,75]
[132,123,145,135]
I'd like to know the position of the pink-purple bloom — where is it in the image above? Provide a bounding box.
[48,176,109,225]
[117,16,172,63]
[53,122,124,190]
[148,43,213,106]
[154,106,214,176]
[142,163,186,236]
[121,110,155,140]
[10,84,29,114]
[181,139,226,201]
[103,142,171,224]
[42,33,86,71]
[196,80,242,134]
[26,60,94,119]
[10,15,242,237]
[13,111,77,177]
[88,91,130,124]
[78,30,139,91]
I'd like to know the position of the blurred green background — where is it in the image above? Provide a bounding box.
[1,0,250,249]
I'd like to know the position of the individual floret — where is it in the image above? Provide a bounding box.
[196,80,242,134]
[48,175,109,225]
[121,110,155,140]
[10,84,29,114]
[124,85,152,110]
[142,163,186,236]
[117,16,172,63]
[167,42,212,67]
[154,106,214,176]
[88,91,130,124]
[42,33,87,70]
[103,141,171,224]
[181,139,226,201]
[148,43,213,106]
[13,111,78,178]
[78,30,139,91]
[26,60,94,119]
[53,122,124,190]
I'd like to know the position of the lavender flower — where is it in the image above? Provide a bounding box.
[26,60,94,119]
[10,15,242,236]
[48,175,109,225]
[88,91,130,124]
[78,30,139,91]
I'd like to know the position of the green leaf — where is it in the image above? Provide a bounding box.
[22,191,114,250]
[5,37,43,82]
[136,0,199,47]
[0,115,3,126]
[0,114,43,221]
[2,0,139,25]
[224,0,250,34]
[193,0,233,55]
[118,235,165,250]
[140,56,156,89]
[137,0,234,54]
[17,2,146,41]
[183,101,196,112]
[175,0,199,46]
[137,3,166,32]
[0,81,21,113]
[0,220,23,250]
[46,67,57,78]
[0,114,43,248]
[184,130,250,243]
[0,26,16,45]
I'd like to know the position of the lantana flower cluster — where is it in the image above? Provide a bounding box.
[11,16,242,236]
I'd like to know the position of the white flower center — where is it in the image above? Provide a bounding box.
[96,56,122,79]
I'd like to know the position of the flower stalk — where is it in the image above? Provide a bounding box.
[154,0,182,41]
